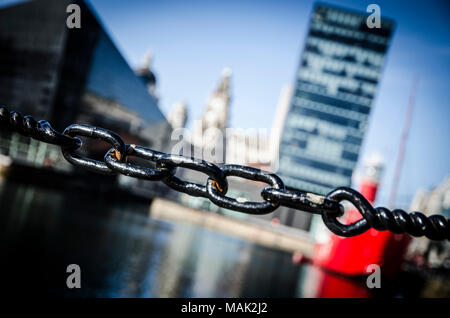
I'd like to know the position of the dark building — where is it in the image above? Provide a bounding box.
[277,3,394,230]
[0,0,171,187]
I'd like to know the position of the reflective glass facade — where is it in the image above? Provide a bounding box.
[0,0,171,170]
[279,4,394,196]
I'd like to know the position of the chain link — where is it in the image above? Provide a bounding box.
[206,164,284,214]
[0,106,448,241]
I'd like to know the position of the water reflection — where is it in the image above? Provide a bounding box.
[0,178,371,297]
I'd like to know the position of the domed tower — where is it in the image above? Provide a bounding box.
[135,52,158,102]
[193,67,232,154]
[168,101,188,130]
[203,67,232,131]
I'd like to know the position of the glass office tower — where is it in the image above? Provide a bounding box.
[277,4,394,229]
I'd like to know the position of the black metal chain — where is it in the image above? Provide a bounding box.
[1,106,448,241]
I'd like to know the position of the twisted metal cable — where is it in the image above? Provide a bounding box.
[0,106,80,148]
[323,187,449,240]
[0,106,448,241]
[372,208,449,240]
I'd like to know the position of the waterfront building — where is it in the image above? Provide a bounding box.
[168,101,188,130]
[276,3,394,230]
[135,52,159,103]
[406,177,450,268]
[192,67,232,163]
[0,0,171,185]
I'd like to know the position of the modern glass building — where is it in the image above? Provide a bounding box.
[0,0,171,171]
[277,3,394,229]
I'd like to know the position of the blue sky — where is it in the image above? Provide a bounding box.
[2,0,449,208]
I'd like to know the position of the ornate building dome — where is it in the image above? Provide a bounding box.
[135,52,158,101]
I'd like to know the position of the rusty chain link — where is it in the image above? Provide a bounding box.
[0,106,449,241]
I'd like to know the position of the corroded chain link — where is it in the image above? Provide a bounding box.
[1,106,449,241]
